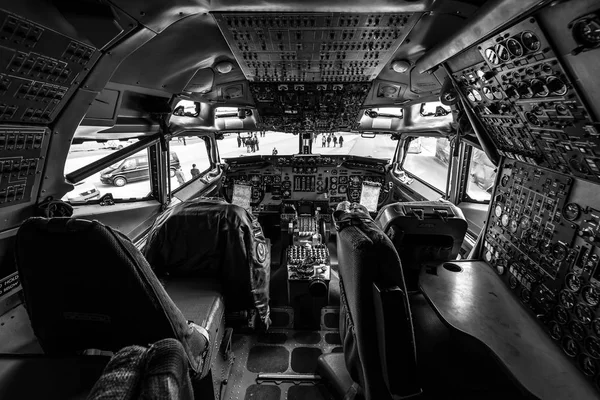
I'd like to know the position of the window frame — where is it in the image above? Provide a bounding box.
[168,135,216,195]
[400,135,451,197]
[460,144,495,204]
[419,102,452,117]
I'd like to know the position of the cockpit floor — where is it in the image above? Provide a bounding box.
[222,328,340,400]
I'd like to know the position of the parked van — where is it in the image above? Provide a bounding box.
[100,151,180,187]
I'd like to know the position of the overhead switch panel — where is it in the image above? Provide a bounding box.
[213,13,419,82]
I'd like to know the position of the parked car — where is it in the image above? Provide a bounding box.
[100,151,180,187]
[102,139,137,150]
[66,181,101,202]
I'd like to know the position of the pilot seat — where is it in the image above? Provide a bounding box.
[14,217,217,398]
[317,202,420,400]
[376,200,468,290]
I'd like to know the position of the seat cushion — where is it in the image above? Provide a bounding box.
[164,278,225,379]
[317,353,363,400]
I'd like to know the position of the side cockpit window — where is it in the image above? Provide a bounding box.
[62,138,152,203]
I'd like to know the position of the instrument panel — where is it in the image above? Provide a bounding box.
[483,159,600,386]
[221,155,388,212]
[452,17,600,183]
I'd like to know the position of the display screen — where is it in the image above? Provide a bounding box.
[232,183,252,211]
[359,181,381,212]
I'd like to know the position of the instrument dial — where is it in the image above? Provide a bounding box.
[559,289,576,309]
[509,219,518,233]
[501,175,510,187]
[482,86,494,100]
[520,288,531,303]
[494,44,509,62]
[583,286,600,307]
[593,319,600,337]
[563,203,581,221]
[485,48,499,64]
[572,16,600,48]
[549,321,563,340]
[501,214,510,227]
[521,31,541,52]
[579,355,598,377]
[586,336,600,359]
[520,216,531,230]
[566,273,583,292]
[509,275,519,289]
[506,38,523,57]
[494,204,503,218]
[575,303,593,325]
[552,243,567,261]
[562,336,580,357]
[330,177,338,184]
[555,306,569,325]
[495,260,506,275]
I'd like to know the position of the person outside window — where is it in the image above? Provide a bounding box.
[322,135,326,147]
[327,135,331,147]
[339,135,344,147]
[332,134,337,147]
[237,133,241,148]
[272,147,278,155]
[254,133,260,151]
[190,164,200,178]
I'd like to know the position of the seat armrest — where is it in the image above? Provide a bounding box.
[373,282,421,398]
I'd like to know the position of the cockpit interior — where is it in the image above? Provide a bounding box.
[0,0,599,399]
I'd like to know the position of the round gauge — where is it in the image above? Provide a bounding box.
[494,204,503,218]
[338,185,347,194]
[331,169,338,175]
[482,86,494,100]
[525,112,542,126]
[570,321,586,341]
[470,89,482,102]
[579,355,598,377]
[575,303,593,324]
[562,336,580,357]
[485,251,493,262]
[494,43,509,62]
[505,84,519,99]
[566,273,583,293]
[549,321,563,340]
[555,305,569,325]
[586,336,600,359]
[495,260,506,275]
[546,76,568,96]
[484,48,499,64]
[552,243,568,261]
[530,79,549,97]
[520,288,531,303]
[339,176,348,184]
[521,31,541,52]
[501,175,510,187]
[520,216,531,230]
[509,219,518,233]
[569,157,590,174]
[560,289,576,309]
[572,16,600,48]
[273,176,281,184]
[491,87,503,100]
[331,184,337,190]
[532,105,544,115]
[583,286,600,307]
[509,275,519,289]
[563,203,581,221]
[501,214,510,227]
[330,177,338,184]
[506,38,523,57]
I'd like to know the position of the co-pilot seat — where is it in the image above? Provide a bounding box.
[14,217,212,385]
[317,203,420,400]
[143,198,271,330]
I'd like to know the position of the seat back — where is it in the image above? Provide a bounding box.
[334,205,419,400]
[15,217,207,377]
[143,198,270,328]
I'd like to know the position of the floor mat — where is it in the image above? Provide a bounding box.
[244,384,281,400]
[293,331,321,344]
[324,332,341,345]
[247,346,289,373]
[287,384,332,400]
[291,347,323,373]
[258,332,288,344]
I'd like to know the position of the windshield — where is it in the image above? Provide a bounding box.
[220,131,396,161]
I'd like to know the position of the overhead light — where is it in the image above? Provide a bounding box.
[215,61,233,74]
[391,60,411,73]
